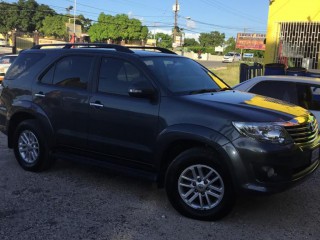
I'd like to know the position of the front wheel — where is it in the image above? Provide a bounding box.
[13,119,53,171]
[165,148,235,221]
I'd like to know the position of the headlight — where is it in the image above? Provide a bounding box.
[233,122,292,144]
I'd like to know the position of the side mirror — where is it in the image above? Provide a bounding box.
[128,81,155,99]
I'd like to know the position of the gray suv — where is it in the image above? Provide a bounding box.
[0,44,319,220]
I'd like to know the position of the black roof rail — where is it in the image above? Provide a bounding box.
[31,43,134,53]
[128,46,176,55]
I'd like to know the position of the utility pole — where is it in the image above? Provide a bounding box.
[73,0,77,43]
[172,0,179,48]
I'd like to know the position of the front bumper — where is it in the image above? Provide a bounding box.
[222,58,233,63]
[223,137,320,194]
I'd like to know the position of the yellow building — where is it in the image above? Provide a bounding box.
[265,0,320,69]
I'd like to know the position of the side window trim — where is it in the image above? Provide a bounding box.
[39,54,96,90]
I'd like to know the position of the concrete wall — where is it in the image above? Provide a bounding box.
[175,51,223,61]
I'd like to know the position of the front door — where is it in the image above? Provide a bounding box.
[87,57,159,167]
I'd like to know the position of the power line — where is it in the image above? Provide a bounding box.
[197,0,266,24]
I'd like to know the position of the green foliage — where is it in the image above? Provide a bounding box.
[0,0,55,35]
[76,14,92,33]
[40,15,69,40]
[242,49,265,58]
[155,32,172,49]
[223,37,236,54]
[184,38,199,47]
[199,31,225,47]
[88,13,148,42]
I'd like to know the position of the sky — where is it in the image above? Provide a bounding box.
[7,0,270,40]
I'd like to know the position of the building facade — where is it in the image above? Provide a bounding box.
[265,0,320,70]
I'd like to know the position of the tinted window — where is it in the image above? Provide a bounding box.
[98,58,148,95]
[249,81,298,105]
[52,55,93,89]
[40,66,54,85]
[311,85,320,110]
[143,57,220,94]
[5,53,45,80]
[296,84,320,110]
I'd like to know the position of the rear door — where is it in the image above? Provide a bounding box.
[87,56,160,166]
[33,54,95,150]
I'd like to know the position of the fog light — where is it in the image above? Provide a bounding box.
[262,166,277,178]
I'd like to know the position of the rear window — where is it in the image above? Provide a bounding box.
[5,53,45,80]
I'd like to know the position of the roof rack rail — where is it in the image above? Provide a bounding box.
[128,46,176,55]
[31,43,134,53]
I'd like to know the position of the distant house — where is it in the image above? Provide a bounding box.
[265,0,320,70]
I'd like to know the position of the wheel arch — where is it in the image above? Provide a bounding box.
[155,124,236,188]
[8,107,54,149]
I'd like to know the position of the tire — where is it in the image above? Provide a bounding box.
[13,119,53,172]
[165,147,235,221]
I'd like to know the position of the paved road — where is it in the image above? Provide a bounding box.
[195,60,226,69]
[1,132,320,240]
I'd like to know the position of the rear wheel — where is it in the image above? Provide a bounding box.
[13,119,53,171]
[165,147,235,221]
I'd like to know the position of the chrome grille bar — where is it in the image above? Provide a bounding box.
[284,116,319,147]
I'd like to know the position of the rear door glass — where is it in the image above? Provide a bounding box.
[5,53,45,80]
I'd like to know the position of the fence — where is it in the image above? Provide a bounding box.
[239,62,264,83]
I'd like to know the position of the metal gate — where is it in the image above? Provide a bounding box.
[275,22,320,69]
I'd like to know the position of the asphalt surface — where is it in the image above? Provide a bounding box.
[1,132,320,240]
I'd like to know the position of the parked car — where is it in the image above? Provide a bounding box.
[0,44,319,221]
[222,52,241,63]
[0,54,18,82]
[234,75,320,124]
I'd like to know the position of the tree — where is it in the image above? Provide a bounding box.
[199,31,225,47]
[0,0,55,35]
[40,15,69,40]
[0,2,19,35]
[155,32,172,49]
[88,13,148,42]
[223,37,236,53]
[76,14,92,33]
[183,38,199,47]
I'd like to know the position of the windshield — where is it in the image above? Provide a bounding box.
[143,56,229,94]
[225,53,235,56]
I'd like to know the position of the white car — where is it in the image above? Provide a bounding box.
[222,52,241,63]
[0,54,18,81]
[234,75,320,123]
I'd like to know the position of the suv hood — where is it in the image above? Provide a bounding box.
[182,90,309,122]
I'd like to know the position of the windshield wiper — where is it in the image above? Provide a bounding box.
[189,89,218,94]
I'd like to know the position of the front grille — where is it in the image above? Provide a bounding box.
[284,116,319,147]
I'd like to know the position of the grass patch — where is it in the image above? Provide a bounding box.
[211,60,264,87]
[211,62,240,87]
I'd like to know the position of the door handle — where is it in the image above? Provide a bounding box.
[89,102,104,108]
[34,92,45,98]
